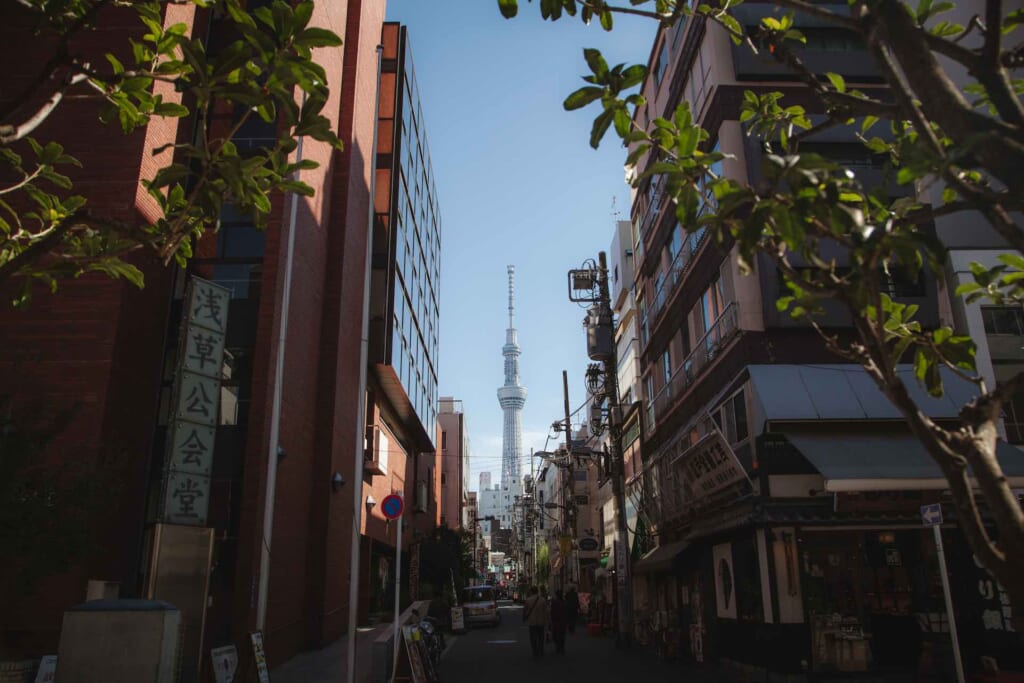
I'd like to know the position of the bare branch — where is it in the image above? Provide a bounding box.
[924,31,981,67]
[771,0,860,31]
[0,73,90,144]
[577,1,666,21]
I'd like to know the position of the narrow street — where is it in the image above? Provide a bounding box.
[440,601,720,683]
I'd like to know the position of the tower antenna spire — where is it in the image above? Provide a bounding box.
[508,265,515,328]
[498,264,526,491]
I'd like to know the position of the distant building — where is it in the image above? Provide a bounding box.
[479,471,492,491]
[438,397,469,529]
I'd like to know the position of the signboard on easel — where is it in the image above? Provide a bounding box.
[391,626,436,683]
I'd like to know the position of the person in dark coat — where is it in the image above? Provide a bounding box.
[549,590,568,654]
[565,586,580,634]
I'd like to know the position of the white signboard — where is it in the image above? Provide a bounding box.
[673,429,748,513]
[450,607,465,632]
[210,645,238,683]
[175,371,220,426]
[34,655,57,683]
[614,540,627,587]
[161,277,230,527]
[164,471,211,525]
[181,322,226,378]
[713,543,737,619]
[167,423,216,476]
[189,279,230,334]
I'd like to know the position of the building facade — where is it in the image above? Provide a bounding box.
[438,397,470,529]
[0,5,447,677]
[625,6,1024,679]
[362,18,444,619]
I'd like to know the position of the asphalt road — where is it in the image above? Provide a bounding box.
[439,601,702,683]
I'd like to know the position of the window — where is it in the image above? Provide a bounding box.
[441,472,447,486]
[701,276,726,333]
[662,350,672,386]
[733,391,749,442]
[441,430,448,450]
[654,42,669,86]
[983,306,1024,335]
[574,470,588,482]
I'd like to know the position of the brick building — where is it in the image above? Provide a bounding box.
[0,1,442,677]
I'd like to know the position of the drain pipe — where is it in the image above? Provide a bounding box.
[347,43,385,683]
[256,94,307,631]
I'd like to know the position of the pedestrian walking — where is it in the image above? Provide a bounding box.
[565,585,580,634]
[549,590,567,654]
[523,586,549,659]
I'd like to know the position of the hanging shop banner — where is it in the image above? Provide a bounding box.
[161,276,230,527]
[713,543,737,619]
[671,428,749,515]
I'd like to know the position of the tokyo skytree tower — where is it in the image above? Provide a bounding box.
[497,265,527,490]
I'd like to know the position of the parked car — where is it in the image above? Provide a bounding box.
[461,585,500,627]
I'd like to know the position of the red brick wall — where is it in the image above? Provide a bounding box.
[0,3,192,654]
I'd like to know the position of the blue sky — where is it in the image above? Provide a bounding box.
[384,1,656,491]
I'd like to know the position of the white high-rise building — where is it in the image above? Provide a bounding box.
[479,472,491,491]
[497,265,527,490]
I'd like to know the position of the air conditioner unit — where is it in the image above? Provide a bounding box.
[364,425,387,475]
[415,481,428,513]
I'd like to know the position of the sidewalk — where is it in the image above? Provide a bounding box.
[271,624,389,683]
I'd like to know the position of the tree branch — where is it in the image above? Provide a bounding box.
[771,0,860,31]
[0,73,89,144]
[578,1,667,21]
[924,31,981,68]
[0,0,112,124]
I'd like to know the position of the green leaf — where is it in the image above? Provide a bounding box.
[154,102,189,117]
[589,109,614,149]
[298,27,343,48]
[825,72,846,93]
[498,0,519,19]
[564,86,604,111]
[600,9,613,30]
[583,48,609,79]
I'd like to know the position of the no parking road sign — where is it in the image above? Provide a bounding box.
[381,494,404,520]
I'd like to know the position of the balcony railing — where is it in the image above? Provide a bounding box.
[648,227,708,326]
[648,301,740,430]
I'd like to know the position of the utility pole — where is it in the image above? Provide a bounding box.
[562,370,576,587]
[569,251,633,647]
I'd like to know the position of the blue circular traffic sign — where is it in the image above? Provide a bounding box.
[381,494,404,520]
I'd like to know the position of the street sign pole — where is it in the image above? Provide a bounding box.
[922,504,964,683]
[933,525,964,683]
[393,516,402,677]
[381,494,405,682]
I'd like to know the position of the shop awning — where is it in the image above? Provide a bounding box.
[782,431,1024,492]
[632,539,689,574]
[749,364,979,422]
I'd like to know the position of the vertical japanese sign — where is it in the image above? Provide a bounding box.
[161,277,230,526]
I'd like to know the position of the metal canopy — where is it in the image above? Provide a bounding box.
[782,431,1024,492]
[632,539,690,574]
[749,364,980,422]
